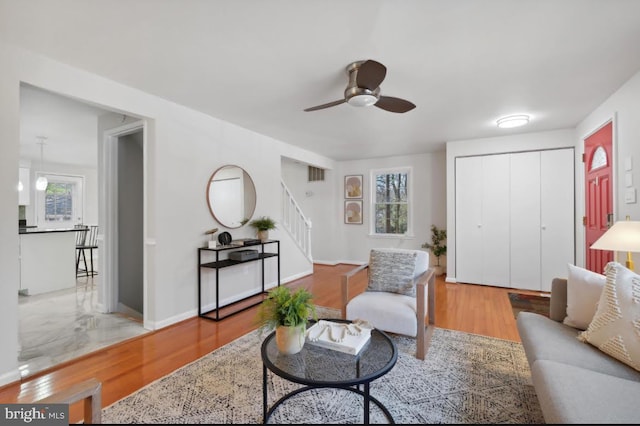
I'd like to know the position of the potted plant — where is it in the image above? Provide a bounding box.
[249,216,277,241]
[422,225,447,275]
[256,286,316,354]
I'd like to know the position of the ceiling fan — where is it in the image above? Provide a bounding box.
[304,59,416,113]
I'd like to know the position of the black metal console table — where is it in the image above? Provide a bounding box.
[198,239,280,321]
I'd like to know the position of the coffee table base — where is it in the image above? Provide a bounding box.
[263,383,395,424]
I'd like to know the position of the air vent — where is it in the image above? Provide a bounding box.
[308,166,325,182]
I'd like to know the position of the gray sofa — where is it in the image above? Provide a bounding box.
[516,278,640,424]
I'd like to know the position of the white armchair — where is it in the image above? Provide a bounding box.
[341,248,436,360]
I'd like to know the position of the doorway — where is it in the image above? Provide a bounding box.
[102,122,146,323]
[584,121,614,274]
[18,85,148,376]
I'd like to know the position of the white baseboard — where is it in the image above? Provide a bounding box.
[0,368,21,388]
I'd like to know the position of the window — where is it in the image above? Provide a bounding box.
[371,167,412,236]
[36,173,84,229]
[590,146,607,171]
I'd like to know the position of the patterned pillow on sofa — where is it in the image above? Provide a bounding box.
[578,262,640,372]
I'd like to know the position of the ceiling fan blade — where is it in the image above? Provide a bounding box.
[304,99,346,112]
[356,60,387,90]
[375,96,416,113]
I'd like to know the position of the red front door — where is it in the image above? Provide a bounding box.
[585,121,613,274]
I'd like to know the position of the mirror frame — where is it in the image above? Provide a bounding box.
[206,165,257,229]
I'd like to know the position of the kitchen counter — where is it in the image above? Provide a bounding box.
[19,229,81,296]
[19,227,83,234]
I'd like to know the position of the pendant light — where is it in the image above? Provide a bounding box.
[35,136,48,191]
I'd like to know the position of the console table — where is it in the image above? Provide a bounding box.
[198,239,280,321]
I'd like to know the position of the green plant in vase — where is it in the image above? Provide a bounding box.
[422,225,447,274]
[249,216,277,241]
[256,286,316,354]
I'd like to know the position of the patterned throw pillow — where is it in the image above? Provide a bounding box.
[367,249,418,297]
[578,262,640,372]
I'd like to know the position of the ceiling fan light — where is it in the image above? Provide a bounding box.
[35,176,48,191]
[497,114,530,128]
[348,94,378,107]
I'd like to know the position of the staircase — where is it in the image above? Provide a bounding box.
[281,181,312,262]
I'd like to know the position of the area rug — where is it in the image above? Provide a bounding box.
[508,293,551,319]
[102,307,543,424]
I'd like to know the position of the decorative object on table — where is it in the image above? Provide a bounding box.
[217,231,232,246]
[205,228,219,248]
[248,216,277,241]
[228,249,259,261]
[305,319,373,355]
[421,224,447,275]
[344,200,363,224]
[344,174,363,199]
[507,293,550,320]
[232,238,261,246]
[255,286,316,355]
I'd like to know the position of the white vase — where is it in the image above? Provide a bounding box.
[275,325,305,355]
[257,230,269,241]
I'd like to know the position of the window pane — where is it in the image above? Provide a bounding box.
[590,146,607,171]
[374,204,408,234]
[45,183,74,222]
[375,173,408,202]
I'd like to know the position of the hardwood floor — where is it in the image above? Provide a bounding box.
[0,263,546,423]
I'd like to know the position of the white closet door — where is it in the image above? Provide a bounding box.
[481,154,511,287]
[540,148,575,292]
[510,152,542,291]
[455,156,484,284]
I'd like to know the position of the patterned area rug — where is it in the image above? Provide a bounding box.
[508,293,551,319]
[102,307,543,424]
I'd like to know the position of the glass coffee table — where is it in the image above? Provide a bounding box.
[261,319,398,424]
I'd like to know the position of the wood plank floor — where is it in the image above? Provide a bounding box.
[0,263,546,423]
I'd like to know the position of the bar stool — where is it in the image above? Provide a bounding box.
[76,225,99,277]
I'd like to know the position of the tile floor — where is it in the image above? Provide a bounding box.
[18,275,149,378]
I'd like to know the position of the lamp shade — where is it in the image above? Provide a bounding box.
[590,220,640,252]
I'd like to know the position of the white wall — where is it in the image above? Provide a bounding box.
[328,152,447,265]
[575,69,640,268]
[445,129,576,282]
[0,41,326,386]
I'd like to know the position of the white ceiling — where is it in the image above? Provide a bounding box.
[5,0,640,162]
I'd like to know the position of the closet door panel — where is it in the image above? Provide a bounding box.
[481,154,511,287]
[455,156,484,284]
[510,152,541,291]
[541,148,575,292]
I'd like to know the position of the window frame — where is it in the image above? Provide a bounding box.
[369,166,414,238]
[35,172,85,229]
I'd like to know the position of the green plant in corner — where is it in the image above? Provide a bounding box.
[422,225,447,267]
[255,286,316,331]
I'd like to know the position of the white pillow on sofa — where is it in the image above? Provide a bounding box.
[578,262,640,372]
[563,263,606,330]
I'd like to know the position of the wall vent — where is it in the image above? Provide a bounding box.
[308,166,325,182]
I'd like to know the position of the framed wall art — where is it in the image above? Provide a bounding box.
[344,200,363,224]
[344,174,363,199]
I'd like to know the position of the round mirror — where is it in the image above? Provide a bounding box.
[206,165,257,229]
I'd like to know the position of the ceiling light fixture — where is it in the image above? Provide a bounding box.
[497,114,530,129]
[35,136,48,191]
[347,93,379,107]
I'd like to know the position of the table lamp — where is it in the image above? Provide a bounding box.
[590,216,640,271]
